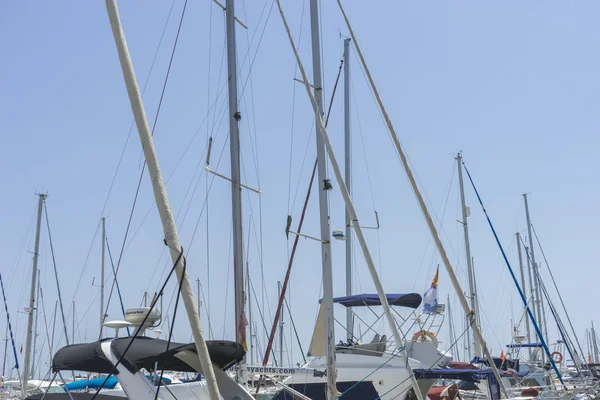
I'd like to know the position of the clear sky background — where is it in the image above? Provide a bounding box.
[1,0,599,377]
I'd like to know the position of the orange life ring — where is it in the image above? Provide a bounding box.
[551,351,563,363]
[411,330,439,348]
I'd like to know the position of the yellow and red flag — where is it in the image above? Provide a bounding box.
[423,266,439,313]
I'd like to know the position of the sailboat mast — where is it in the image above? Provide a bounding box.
[23,194,45,397]
[309,0,337,398]
[456,153,480,358]
[31,270,40,379]
[100,217,106,332]
[105,1,221,398]
[516,232,532,361]
[225,0,247,379]
[343,37,353,342]
[523,194,546,362]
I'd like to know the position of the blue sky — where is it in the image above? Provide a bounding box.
[1,0,599,375]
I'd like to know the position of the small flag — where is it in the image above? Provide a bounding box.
[238,311,249,351]
[500,350,506,363]
[423,267,439,313]
[589,355,593,364]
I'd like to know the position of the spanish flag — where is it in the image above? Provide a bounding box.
[423,266,439,313]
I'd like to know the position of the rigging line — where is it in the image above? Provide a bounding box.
[286,0,308,215]
[0,273,20,374]
[198,274,215,340]
[91,247,185,400]
[184,131,230,260]
[206,0,214,140]
[290,58,343,215]
[68,222,99,314]
[283,296,306,364]
[290,125,315,215]
[103,0,189,326]
[519,235,585,370]
[146,131,230,304]
[411,161,456,291]
[141,129,228,310]
[42,201,70,347]
[350,46,458,269]
[99,0,177,219]
[255,60,343,393]
[237,0,275,101]
[122,93,228,254]
[33,286,52,379]
[460,161,564,385]
[222,223,234,339]
[531,224,586,364]
[350,74,376,210]
[239,0,265,189]
[248,271,278,367]
[154,252,186,400]
[78,2,177,308]
[209,16,227,140]
[6,209,36,295]
[105,240,130,336]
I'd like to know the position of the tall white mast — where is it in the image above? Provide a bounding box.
[105,1,221,398]
[523,193,546,362]
[101,217,106,332]
[225,0,247,380]
[343,37,353,342]
[23,194,45,398]
[308,0,337,398]
[335,1,507,395]
[516,232,532,361]
[456,153,480,358]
